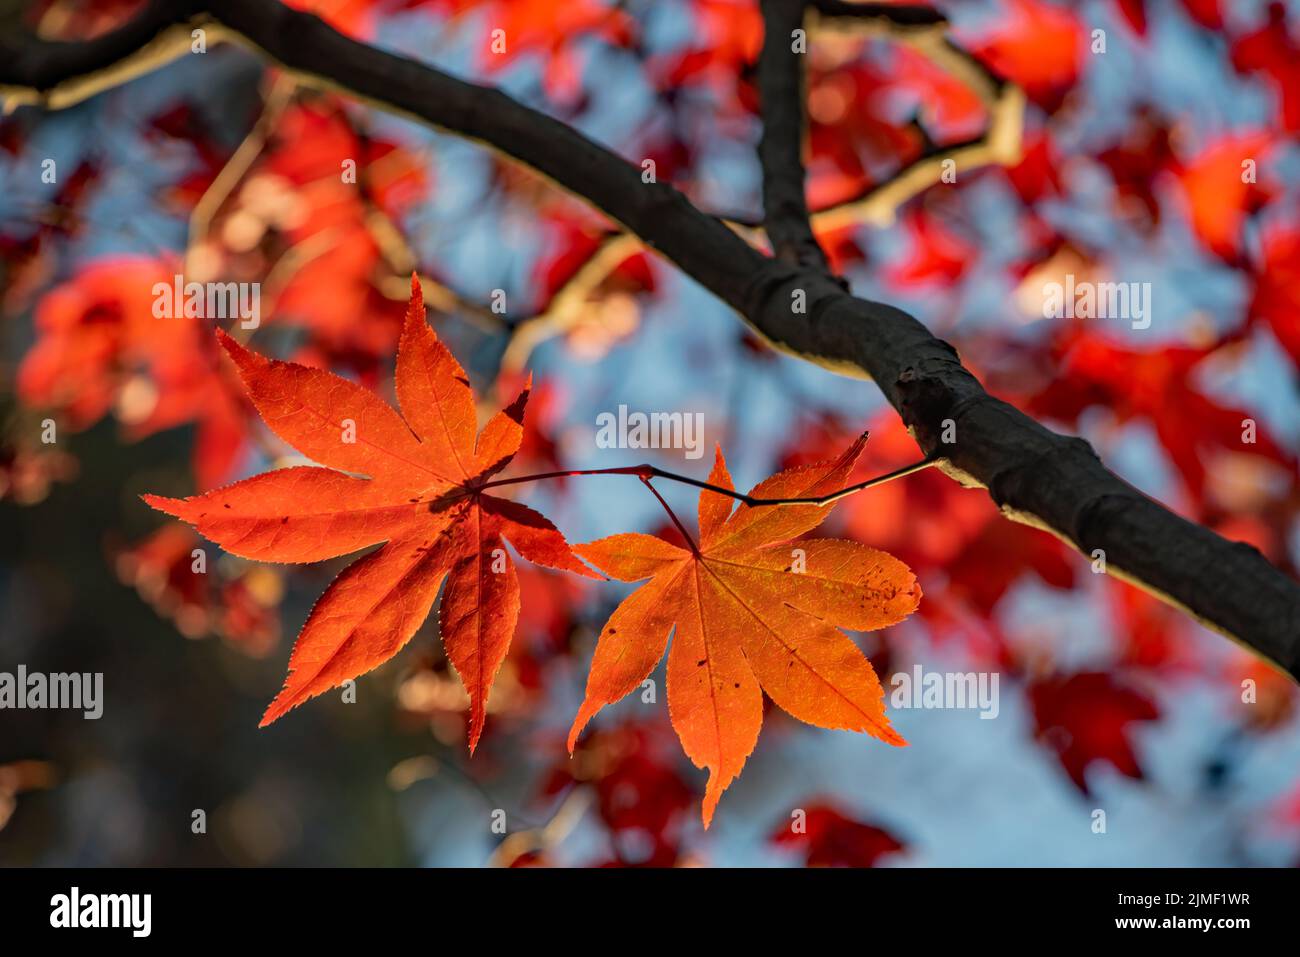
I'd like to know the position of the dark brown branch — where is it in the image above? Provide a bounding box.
[0,1,184,85]
[757,0,827,269]
[0,1,207,109]
[809,1,948,27]
[2,0,1298,679]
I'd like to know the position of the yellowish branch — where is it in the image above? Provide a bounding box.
[184,73,297,276]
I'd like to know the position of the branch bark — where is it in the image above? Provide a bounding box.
[757,0,826,269]
[808,1,947,28]
[2,1,1297,678]
[0,1,207,110]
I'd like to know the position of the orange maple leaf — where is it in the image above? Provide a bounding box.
[144,278,597,746]
[570,438,921,826]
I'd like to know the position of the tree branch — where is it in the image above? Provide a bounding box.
[802,28,1024,229]
[808,0,948,28]
[757,0,827,269]
[0,0,210,110]
[403,7,1019,376]
[3,0,1297,678]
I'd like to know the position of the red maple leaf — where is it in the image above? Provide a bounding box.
[144,278,598,745]
[570,438,920,825]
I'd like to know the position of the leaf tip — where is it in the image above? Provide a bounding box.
[406,272,425,326]
[259,683,309,728]
[876,718,908,748]
[566,702,598,754]
[466,708,486,755]
[700,794,718,830]
[569,542,610,581]
[257,701,287,729]
[140,492,183,517]
[844,430,870,463]
[570,554,606,581]
[501,375,531,426]
[215,327,259,374]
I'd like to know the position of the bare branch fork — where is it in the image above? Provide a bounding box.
[3,0,1298,678]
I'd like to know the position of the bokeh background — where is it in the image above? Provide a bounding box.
[2,0,1300,866]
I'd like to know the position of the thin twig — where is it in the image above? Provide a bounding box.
[649,453,940,507]
[477,447,940,509]
[639,475,700,553]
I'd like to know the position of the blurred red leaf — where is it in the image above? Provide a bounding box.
[1179,0,1223,29]
[884,207,974,289]
[115,522,281,656]
[1028,671,1160,793]
[1029,329,1293,508]
[1005,129,1064,206]
[1249,223,1300,368]
[1114,0,1147,36]
[770,801,906,867]
[16,258,249,488]
[1230,3,1300,132]
[1172,132,1274,261]
[543,724,694,867]
[1095,107,1174,227]
[968,0,1085,108]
